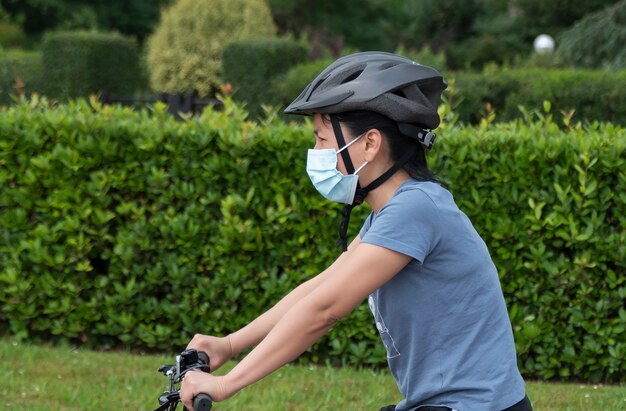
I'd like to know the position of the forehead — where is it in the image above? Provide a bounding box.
[312,113,325,127]
[313,113,332,133]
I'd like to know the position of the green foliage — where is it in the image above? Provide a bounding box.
[557,0,626,70]
[146,0,276,97]
[91,0,174,42]
[380,0,481,49]
[42,30,145,100]
[0,50,44,104]
[1,0,622,72]
[1,0,173,42]
[221,37,309,117]
[0,21,25,49]
[0,5,8,21]
[268,0,393,53]
[452,68,626,125]
[511,0,617,34]
[55,5,99,31]
[0,98,624,382]
[447,33,528,70]
[266,0,618,70]
[0,96,344,352]
[270,58,334,113]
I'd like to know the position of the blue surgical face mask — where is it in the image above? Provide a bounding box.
[306,134,368,204]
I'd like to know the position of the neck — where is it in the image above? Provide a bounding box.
[364,170,411,213]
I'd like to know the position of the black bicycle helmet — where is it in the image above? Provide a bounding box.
[284,51,447,130]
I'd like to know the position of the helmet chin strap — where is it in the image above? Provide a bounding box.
[330,115,418,251]
[330,115,356,174]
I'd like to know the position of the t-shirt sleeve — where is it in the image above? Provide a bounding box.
[359,188,440,263]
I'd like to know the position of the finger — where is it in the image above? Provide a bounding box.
[187,333,204,349]
[179,377,194,410]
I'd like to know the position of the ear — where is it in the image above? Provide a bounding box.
[363,129,384,162]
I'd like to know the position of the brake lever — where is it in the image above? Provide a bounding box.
[158,364,175,375]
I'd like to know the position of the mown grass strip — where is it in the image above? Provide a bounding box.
[1,338,624,410]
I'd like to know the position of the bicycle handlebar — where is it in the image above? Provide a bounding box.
[155,348,214,411]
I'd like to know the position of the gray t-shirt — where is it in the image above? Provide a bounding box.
[359,179,526,411]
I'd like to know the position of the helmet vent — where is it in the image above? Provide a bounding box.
[392,89,407,98]
[341,70,363,84]
[308,76,327,98]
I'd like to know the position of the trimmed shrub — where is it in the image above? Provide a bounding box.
[0,50,44,104]
[221,37,309,117]
[146,0,276,97]
[42,30,145,100]
[0,98,624,381]
[452,68,626,125]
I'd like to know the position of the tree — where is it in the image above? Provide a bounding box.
[557,0,626,70]
[0,0,172,42]
[511,0,618,34]
[146,0,276,96]
[91,0,173,42]
[268,0,394,56]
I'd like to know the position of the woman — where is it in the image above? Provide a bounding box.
[180,52,532,411]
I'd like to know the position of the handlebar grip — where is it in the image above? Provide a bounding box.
[193,393,213,410]
[197,351,210,368]
[194,352,212,409]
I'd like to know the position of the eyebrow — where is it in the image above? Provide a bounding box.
[313,128,320,137]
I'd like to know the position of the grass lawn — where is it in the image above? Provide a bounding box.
[2,338,624,410]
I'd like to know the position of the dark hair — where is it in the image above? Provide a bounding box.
[330,111,444,185]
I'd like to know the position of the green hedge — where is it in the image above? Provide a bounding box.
[0,50,45,104]
[42,30,146,100]
[0,99,624,382]
[221,37,309,117]
[452,68,626,125]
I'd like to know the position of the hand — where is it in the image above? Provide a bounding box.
[179,371,229,411]
[187,334,233,372]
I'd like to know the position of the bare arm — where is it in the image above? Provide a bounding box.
[180,241,411,406]
[222,243,411,398]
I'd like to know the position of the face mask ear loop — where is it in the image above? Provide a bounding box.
[336,132,365,154]
[353,161,368,175]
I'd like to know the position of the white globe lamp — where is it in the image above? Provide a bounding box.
[534,34,555,54]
